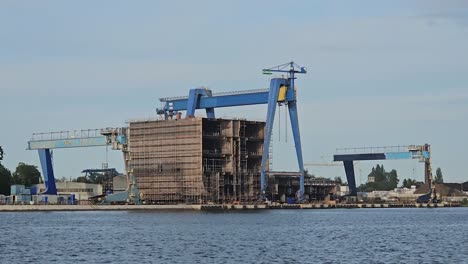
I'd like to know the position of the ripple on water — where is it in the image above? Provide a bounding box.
[0,208,467,263]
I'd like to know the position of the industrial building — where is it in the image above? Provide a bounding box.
[35,182,102,201]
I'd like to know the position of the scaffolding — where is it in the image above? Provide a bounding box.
[128,118,265,204]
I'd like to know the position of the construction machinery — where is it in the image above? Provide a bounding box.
[81,167,119,194]
[27,62,308,203]
[157,62,307,199]
[27,128,140,204]
[333,144,437,203]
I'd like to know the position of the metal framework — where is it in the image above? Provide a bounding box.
[27,128,139,203]
[81,168,119,194]
[334,144,435,202]
[27,62,307,202]
[157,62,307,198]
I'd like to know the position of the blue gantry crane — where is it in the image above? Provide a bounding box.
[157,62,307,198]
[334,144,436,202]
[27,128,140,203]
[27,62,308,202]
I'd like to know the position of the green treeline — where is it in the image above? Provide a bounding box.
[0,163,41,196]
[358,164,399,192]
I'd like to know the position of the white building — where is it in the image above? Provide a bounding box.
[336,185,349,196]
[35,182,102,201]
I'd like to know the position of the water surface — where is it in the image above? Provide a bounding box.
[1,208,467,263]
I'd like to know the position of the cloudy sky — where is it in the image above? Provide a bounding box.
[1,1,467,185]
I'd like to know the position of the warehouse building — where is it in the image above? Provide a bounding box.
[35,182,102,201]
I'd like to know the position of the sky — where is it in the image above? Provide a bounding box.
[1,0,468,185]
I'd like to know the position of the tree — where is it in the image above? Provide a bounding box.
[0,164,12,195]
[387,169,399,189]
[334,176,343,185]
[75,175,91,184]
[56,177,67,182]
[304,169,315,178]
[74,172,106,184]
[358,164,399,192]
[11,162,41,187]
[434,167,444,184]
[401,178,417,188]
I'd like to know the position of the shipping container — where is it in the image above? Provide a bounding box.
[10,185,25,195]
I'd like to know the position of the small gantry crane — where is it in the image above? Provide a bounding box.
[334,144,437,203]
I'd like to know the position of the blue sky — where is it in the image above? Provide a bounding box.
[1,1,467,185]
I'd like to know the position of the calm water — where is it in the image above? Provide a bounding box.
[0,208,467,264]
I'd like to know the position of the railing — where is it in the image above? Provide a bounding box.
[336,145,411,154]
[159,88,269,102]
[31,129,104,141]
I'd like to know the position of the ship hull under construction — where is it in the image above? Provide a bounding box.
[128,118,266,204]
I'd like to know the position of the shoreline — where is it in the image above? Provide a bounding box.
[0,203,462,212]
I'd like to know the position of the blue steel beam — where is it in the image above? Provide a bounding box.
[334,153,386,162]
[162,90,296,113]
[385,151,429,160]
[28,137,108,150]
[165,91,268,112]
[333,151,430,162]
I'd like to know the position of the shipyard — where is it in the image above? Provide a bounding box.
[1,2,468,264]
[1,62,467,210]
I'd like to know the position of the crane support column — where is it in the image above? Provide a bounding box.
[186,88,216,118]
[343,161,357,196]
[38,149,57,195]
[288,99,305,197]
[260,78,287,196]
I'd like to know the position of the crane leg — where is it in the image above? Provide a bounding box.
[38,149,57,195]
[187,88,216,118]
[260,78,286,197]
[343,161,357,196]
[186,89,199,118]
[206,108,215,118]
[288,100,305,199]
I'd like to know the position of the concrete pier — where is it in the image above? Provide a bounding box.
[0,204,202,212]
[0,203,455,212]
